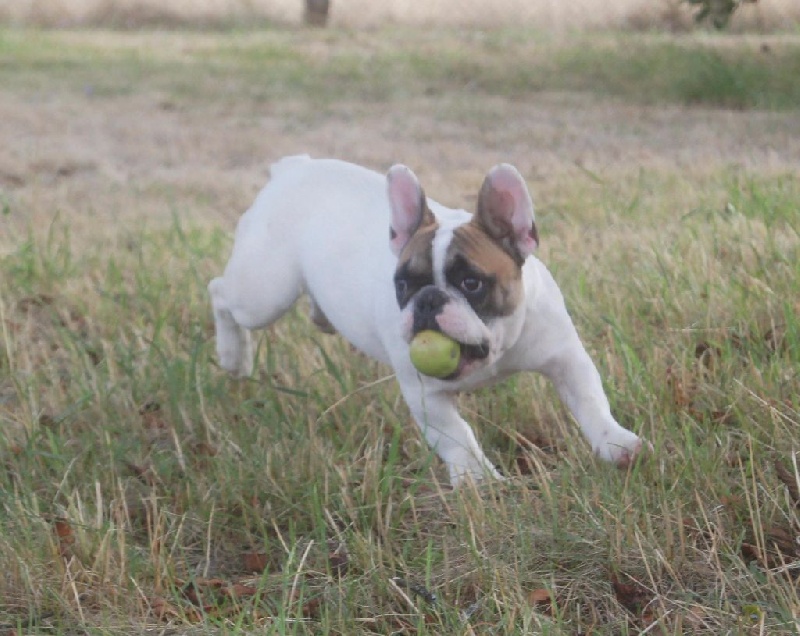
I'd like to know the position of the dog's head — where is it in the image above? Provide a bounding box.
[388,163,538,380]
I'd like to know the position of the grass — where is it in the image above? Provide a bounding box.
[1,28,800,109]
[1,25,800,634]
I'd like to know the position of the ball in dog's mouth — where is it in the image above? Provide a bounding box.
[409,331,490,379]
[410,330,460,378]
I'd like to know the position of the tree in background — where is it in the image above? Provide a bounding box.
[304,0,330,26]
[684,0,759,28]
[300,0,759,30]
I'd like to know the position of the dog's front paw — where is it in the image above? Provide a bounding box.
[595,429,651,469]
[449,465,505,487]
[445,450,504,487]
[218,348,253,378]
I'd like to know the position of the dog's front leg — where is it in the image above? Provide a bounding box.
[544,342,645,468]
[401,384,502,485]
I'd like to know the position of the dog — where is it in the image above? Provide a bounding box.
[209,155,646,485]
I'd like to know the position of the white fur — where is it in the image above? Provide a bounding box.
[209,156,646,485]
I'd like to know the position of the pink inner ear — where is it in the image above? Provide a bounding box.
[487,166,528,205]
[483,164,537,256]
[387,164,424,255]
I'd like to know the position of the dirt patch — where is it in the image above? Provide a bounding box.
[1,32,799,250]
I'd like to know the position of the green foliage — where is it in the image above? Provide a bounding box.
[555,40,800,110]
[684,0,759,29]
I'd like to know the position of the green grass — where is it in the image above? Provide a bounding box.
[550,38,800,110]
[2,171,799,634]
[1,25,800,634]
[1,28,799,109]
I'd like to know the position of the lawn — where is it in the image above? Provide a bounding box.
[1,25,799,634]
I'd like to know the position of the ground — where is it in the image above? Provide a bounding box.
[1,25,799,635]
[2,31,798,246]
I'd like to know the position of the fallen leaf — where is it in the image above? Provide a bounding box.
[242,551,271,573]
[139,401,167,431]
[741,542,760,563]
[683,605,711,629]
[774,458,800,507]
[16,294,55,311]
[38,413,59,429]
[665,364,694,409]
[719,494,743,508]
[123,460,158,486]
[764,525,799,556]
[641,610,657,627]
[609,572,652,615]
[180,578,226,606]
[146,596,202,622]
[327,538,349,576]
[694,341,721,371]
[742,524,800,568]
[53,517,75,558]
[192,441,218,457]
[515,430,557,455]
[527,588,553,614]
[148,595,178,621]
[688,407,736,427]
[515,452,536,475]
[763,325,786,354]
[301,596,322,618]
[226,583,258,599]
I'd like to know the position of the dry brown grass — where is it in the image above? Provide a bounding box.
[2,28,798,249]
[1,26,799,634]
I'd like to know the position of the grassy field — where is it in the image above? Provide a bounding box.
[1,26,800,634]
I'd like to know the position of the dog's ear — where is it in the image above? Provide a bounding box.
[387,164,435,257]
[475,164,538,263]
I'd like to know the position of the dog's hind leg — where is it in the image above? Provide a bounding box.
[208,277,255,377]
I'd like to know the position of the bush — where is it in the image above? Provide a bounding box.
[683,0,759,29]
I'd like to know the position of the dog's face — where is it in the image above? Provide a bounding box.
[388,164,539,380]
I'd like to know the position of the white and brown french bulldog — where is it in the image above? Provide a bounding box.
[209,156,646,485]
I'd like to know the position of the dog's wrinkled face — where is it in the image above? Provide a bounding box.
[387,164,538,380]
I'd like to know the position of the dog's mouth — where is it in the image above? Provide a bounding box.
[442,339,491,381]
[460,341,491,363]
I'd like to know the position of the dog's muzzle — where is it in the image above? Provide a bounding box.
[410,286,491,377]
[411,286,449,334]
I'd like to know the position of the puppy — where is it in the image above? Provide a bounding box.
[209,156,645,485]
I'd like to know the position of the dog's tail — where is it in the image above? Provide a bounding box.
[269,154,312,181]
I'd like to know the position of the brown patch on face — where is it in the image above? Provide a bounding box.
[398,221,437,274]
[446,223,524,318]
[393,219,438,309]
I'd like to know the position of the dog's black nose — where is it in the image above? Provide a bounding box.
[412,286,448,334]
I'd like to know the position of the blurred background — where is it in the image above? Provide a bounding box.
[2,0,799,31]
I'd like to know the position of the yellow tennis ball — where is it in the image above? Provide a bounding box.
[409,330,460,378]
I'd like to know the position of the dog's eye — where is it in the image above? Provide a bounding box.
[460,277,483,294]
[395,278,408,297]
